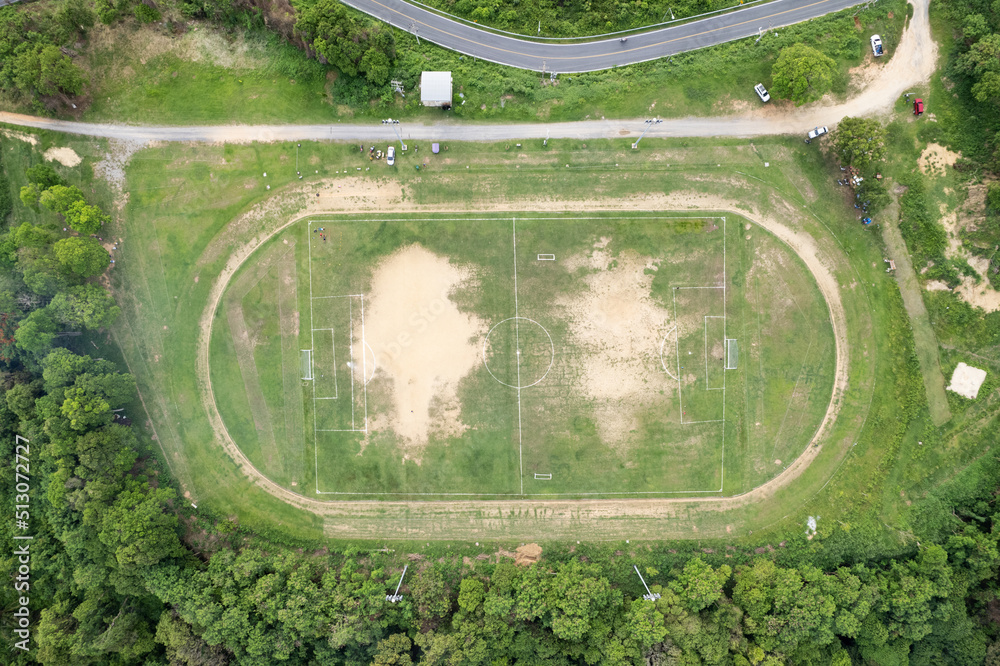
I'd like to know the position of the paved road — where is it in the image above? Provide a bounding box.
[342,0,866,72]
[0,0,933,143]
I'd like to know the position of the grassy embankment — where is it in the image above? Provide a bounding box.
[12,0,905,124]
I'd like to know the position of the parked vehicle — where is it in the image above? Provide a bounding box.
[871,35,883,56]
[805,126,829,143]
[754,83,770,103]
[387,146,395,166]
[913,98,924,115]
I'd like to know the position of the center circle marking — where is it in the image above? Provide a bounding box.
[483,316,555,389]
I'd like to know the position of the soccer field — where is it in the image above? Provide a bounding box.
[209,213,836,498]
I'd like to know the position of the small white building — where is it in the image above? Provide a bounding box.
[420,71,453,108]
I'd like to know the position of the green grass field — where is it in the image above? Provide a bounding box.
[8,123,979,545]
[210,213,835,498]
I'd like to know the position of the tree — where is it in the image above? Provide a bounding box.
[771,43,837,104]
[973,70,1000,103]
[371,634,413,666]
[958,34,1000,77]
[13,221,57,248]
[37,45,85,96]
[39,184,85,215]
[60,385,112,431]
[988,183,1000,213]
[48,284,120,329]
[20,182,41,210]
[13,307,58,354]
[670,557,732,612]
[458,578,486,613]
[41,347,117,389]
[26,163,65,189]
[99,483,183,568]
[53,237,110,277]
[295,0,397,84]
[20,252,72,297]
[833,116,888,172]
[64,201,110,235]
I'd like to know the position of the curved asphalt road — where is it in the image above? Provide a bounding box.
[342,0,865,72]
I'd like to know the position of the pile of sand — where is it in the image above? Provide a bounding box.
[946,362,987,400]
[43,147,82,167]
[515,543,542,566]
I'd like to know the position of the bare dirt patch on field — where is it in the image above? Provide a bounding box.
[361,244,486,456]
[560,248,672,445]
[918,143,960,176]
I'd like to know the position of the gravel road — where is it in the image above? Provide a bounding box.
[0,0,934,144]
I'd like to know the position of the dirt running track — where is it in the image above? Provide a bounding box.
[194,193,854,540]
[0,0,935,143]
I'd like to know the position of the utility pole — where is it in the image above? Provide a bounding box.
[386,565,408,603]
[634,565,661,601]
[382,118,406,151]
[632,118,662,149]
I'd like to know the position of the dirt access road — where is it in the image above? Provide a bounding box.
[0,0,934,143]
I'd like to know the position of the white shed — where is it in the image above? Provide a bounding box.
[420,71,453,108]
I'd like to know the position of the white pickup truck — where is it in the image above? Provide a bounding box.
[871,35,884,56]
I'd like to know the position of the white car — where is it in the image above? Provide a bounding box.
[807,126,828,140]
[754,83,770,103]
[387,146,395,166]
[871,34,883,56]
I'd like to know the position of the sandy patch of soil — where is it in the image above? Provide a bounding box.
[932,183,1000,312]
[1,129,37,145]
[918,143,960,176]
[515,543,542,566]
[361,244,485,456]
[559,248,673,445]
[955,279,1000,312]
[43,147,82,167]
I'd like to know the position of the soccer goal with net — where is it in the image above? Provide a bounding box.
[300,349,313,380]
[725,339,738,370]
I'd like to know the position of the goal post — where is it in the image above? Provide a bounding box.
[301,349,313,380]
[725,339,738,370]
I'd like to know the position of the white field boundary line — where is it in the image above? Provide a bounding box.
[196,209,855,511]
[308,221,318,494]
[721,216,727,491]
[311,215,730,496]
[513,217,524,496]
